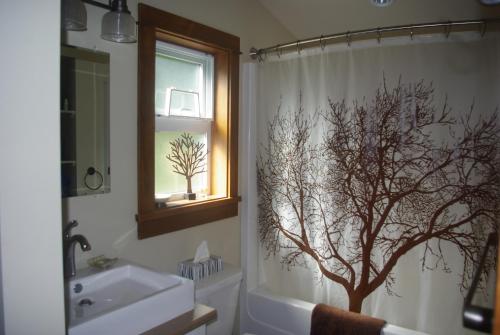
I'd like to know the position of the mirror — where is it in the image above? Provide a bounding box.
[60,45,110,197]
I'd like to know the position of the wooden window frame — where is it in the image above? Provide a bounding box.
[137,4,239,239]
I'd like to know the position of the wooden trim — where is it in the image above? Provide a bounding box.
[147,197,239,220]
[212,51,229,197]
[140,304,217,335]
[138,4,239,52]
[137,4,240,239]
[138,23,157,216]
[138,200,238,239]
[228,50,239,199]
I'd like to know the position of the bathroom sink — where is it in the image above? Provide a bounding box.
[67,260,194,335]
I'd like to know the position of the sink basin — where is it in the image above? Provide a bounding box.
[67,260,194,335]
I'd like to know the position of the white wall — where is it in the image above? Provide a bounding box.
[0,214,3,333]
[64,0,293,274]
[0,1,66,335]
[259,0,500,39]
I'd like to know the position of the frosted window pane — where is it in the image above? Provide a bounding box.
[155,55,201,114]
[155,131,208,197]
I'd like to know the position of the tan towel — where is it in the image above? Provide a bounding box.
[310,303,386,335]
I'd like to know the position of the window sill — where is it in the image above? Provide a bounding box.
[137,196,239,239]
[156,194,226,209]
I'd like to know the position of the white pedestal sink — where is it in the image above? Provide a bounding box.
[66,260,194,335]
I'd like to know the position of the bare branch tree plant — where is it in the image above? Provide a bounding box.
[166,132,207,199]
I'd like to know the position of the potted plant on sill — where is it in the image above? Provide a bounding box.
[166,132,207,200]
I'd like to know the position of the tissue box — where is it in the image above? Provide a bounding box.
[177,255,223,281]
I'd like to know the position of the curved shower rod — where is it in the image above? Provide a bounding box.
[249,18,500,60]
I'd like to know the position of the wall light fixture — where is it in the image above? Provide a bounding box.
[62,0,137,43]
[62,0,87,31]
[371,0,394,7]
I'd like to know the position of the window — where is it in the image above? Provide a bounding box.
[137,4,240,238]
[154,42,213,202]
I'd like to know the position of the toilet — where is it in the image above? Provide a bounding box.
[195,263,243,335]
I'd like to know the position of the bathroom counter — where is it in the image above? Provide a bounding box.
[140,304,217,335]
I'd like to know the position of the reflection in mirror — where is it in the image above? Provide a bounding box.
[60,45,110,197]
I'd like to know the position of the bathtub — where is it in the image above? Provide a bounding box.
[242,287,428,335]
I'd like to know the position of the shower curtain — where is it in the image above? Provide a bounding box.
[251,32,500,335]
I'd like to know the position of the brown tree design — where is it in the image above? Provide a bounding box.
[166,132,207,194]
[257,81,499,313]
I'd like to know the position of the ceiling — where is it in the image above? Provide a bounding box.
[257,0,500,41]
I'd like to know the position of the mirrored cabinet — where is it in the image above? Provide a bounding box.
[60,45,110,197]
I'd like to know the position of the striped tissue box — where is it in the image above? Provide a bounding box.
[177,255,223,281]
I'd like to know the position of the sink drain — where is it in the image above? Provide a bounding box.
[78,298,94,306]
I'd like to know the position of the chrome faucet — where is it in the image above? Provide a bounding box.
[63,220,91,278]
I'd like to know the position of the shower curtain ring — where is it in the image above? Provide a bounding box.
[320,35,325,50]
[409,27,414,40]
[377,28,381,44]
[296,41,301,54]
[346,31,351,47]
[257,50,265,63]
[276,45,281,58]
[480,22,487,37]
[445,21,451,38]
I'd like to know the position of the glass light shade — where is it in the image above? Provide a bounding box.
[371,0,393,7]
[101,11,137,43]
[62,0,87,31]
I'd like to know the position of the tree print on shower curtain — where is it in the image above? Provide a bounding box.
[257,80,499,313]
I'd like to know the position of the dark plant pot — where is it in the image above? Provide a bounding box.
[186,193,196,200]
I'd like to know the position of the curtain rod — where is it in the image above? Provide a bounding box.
[249,18,500,60]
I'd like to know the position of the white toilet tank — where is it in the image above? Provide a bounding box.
[195,263,242,335]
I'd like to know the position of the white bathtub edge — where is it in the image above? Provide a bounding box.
[382,324,429,335]
[245,288,429,335]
